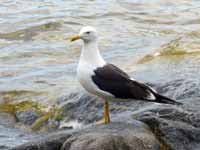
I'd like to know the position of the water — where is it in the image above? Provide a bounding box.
[0,125,38,149]
[1,0,200,148]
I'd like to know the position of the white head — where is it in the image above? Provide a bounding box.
[69,26,105,66]
[69,26,98,43]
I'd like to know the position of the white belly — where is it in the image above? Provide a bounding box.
[77,63,114,99]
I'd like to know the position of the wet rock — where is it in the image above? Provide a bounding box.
[154,79,199,106]
[10,131,71,150]
[38,119,60,132]
[57,90,200,150]
[11,83,200,150]
[16,109,40,125]
[61,122,160,150]
[58,92,104,124]
[58,91,147,125]
[11,122,160,150]
[0,145,9,150]
[135,105,200,150]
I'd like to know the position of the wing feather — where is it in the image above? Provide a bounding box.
[92,64,154,100]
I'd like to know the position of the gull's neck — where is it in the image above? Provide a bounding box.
[79,40,106,67]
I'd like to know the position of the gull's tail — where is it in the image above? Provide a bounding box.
[154,93,182,105]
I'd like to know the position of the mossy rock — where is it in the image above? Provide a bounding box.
[31,107,63,131]
[0,103,16,114]
[0,100,43,115]
[0,100,63,131]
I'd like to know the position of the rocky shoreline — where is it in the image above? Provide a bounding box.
[9,90,200,150]
[11,122,160,150]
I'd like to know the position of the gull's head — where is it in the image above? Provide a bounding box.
[69,26,98,43]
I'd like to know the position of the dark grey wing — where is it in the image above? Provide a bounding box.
[92,63,154,99]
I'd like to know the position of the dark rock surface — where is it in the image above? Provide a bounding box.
[57,91,200,150]
[10,84,200,150]
[62,122,160,150]
[57,91,149,125]
[10,130,71,150]
[11,122,160,150]
[16,109,40,125]
[136,105,200,150]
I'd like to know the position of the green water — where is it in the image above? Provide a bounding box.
[1,0,200,148]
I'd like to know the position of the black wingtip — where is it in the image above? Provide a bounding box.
[165,99,183,105]
[155,94,182,105]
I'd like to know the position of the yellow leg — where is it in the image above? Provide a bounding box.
[104,100,110,123]
[96,100,110,125]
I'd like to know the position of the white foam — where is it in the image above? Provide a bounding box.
[59,120,83,129]
[153,52,161,57]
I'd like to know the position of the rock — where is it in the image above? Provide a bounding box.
[58,92,104,124]
[58,91,148,125]
[61,122,160,150]
[11,122,160,150]
[10,131,71,150]
[11,80,200,150]
[0,145,9,150]
[135,104,200,150]
[16,109,40,125]
[58,91,200,150]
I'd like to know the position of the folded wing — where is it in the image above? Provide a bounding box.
[92,63,181,105]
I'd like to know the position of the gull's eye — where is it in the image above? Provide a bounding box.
[86,31,90,34]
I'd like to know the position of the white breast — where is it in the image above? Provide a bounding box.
[77,38,114,99]
[77,61,114,98]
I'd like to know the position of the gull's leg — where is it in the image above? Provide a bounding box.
[104,100,110,123]
[96,100,110,125]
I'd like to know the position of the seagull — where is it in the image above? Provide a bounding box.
[69,26,182,125]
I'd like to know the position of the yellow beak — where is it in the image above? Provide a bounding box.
[68,34,81,42]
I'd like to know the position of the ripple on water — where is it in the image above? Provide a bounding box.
[137,36,200,64]
[0,22,62,41]
[0,124,38,149]
[0,0,200,103]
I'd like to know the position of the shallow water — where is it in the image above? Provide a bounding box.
[1,0,200,148]
[0,125,38,149]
